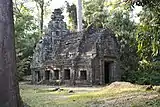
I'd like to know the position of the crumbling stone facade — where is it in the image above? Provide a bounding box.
[31,9,121,86]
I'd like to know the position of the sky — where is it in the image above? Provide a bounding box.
[24,0,76,26]
[25,0,142,26]
[132,6,142,23]
[50,0,76,9]
[49,0,142,23]
[44,0,76,26]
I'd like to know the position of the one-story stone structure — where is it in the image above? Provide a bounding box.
[31,9,121,86]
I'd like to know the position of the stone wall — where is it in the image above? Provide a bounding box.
[31,9,121,86]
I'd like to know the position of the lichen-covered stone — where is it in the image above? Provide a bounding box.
[31,9,121,86]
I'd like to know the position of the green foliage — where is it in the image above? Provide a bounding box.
[83,0,160,85]
[127,0,160,85]
[123,70,160,85]
[14,0,40,80]
[13,0,159,84]
[83,0,139,73]
[132,0,160,60]
[33,0,52,34]
[122,61,160,85]
[83,0,106,28]
[106,10,139,72]
[136,8,160,60]
[65,1,77,31]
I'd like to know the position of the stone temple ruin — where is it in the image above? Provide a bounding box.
[31,9,121,86]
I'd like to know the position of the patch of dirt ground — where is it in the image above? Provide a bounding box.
[89,92,159,107]
[20,81,160,107]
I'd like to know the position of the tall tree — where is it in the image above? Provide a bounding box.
[34,0,52,34]
[65,1,77,31]
[0,0,21,106]
[83,0,106,29]
[77,0,83,31]
[83,0,141,82]
[13,0,40,80]
[135,0,160,60]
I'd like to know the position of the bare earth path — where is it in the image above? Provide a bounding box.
[89,92,159,107]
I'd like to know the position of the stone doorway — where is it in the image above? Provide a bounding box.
[80,70,87,80]
[45,70,50,80]
[54,70,59,80]
[35,71,40,82]
[104,61,111,83]
[64,69,70,80]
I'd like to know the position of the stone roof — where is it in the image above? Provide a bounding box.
[30,9,119,69]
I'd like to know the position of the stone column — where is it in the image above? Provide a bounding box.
[52,70,55,80]
[71,60,76,86]
[88,67,93,85]
[99,60,103,85]
[39,68,42,81]
[88,60,93,85]
[110,62,114,82]
[114,61,121,81]
[110,61,116,82]
[31,69,35,84]
[60,67,64,84]
[59,68,63,85]
[70,68,75,86]
[49,70,52,81]
[42,69,46,80]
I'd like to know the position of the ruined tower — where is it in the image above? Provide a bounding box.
[31,9,121,85]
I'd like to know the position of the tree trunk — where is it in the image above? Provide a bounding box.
[77,0,83,31]
[40,1,44,35]
[0,0,21,107]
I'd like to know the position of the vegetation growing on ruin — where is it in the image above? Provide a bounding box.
[13,0,160,85]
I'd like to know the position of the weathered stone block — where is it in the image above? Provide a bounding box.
[31,9,121,86]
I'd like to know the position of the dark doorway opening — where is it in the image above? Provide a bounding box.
[104,61,111,83]
[56,31,59,36]
[80,70,87,80]
[35,71,40,82]
[64,69,70,80]
[45,70,50,80]
[54,70,59,80]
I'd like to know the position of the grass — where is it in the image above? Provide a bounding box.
[131,98,160,107]
[20,82,160,107]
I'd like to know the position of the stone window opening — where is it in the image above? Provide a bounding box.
[69,53,73,58]
[54,70,59,80]
[64,69,70,80]
[56,31,59,36]
[80,70,87,80]
[45,70,50,80]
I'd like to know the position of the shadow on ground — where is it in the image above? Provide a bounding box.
[23,103,31,107]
